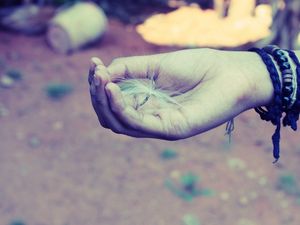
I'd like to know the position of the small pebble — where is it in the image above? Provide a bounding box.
[220,192,230,201]
[227,157,247,170]
[239,196,249,206]
[258,177,268,186]
[0,75,14,88]
[170,170,181,180]
[280,200,290,209]
[246,170,257,179]
[182,214,201,225]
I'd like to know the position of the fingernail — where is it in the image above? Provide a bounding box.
[105,85,112,98]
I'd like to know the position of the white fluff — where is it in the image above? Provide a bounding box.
[116,78,182,109]
[117,77,234,139]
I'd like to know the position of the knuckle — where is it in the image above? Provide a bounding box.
[111,58,122,65]
[95,64,105,71]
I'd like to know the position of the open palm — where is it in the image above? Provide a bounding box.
[89,49,272,139]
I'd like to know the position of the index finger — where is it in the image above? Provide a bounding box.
[107,54,165,81]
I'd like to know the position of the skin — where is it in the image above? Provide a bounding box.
[88,48,300,140]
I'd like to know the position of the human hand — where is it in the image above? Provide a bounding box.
[89,48,274,140]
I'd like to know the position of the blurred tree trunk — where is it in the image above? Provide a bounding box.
[258,0,300,49]
[213,0,299,49]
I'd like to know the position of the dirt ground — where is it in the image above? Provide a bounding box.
[1,19,300,225]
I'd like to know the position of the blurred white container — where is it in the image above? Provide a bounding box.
[47,2,107,54]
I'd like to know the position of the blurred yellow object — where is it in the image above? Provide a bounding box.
[137,4,272,48]
[228,0,256,19]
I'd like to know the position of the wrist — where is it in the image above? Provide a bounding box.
[221,50,275,109]
[245,51,275,107]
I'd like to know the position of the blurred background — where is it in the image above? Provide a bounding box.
[0,1,300,225]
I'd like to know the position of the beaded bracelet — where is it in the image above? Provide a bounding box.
[286,50,300,111]
[263,45,294,111]
[282,50,300,131]
[249,47,283,162]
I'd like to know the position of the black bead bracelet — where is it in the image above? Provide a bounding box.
[282,50,300,131]
[263,46,294,111]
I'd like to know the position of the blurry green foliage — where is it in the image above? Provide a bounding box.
[160,148,178,160]
[180,172,199,192]
[276,174,300,196]
[165,172,214,201]
[9,220,26,225]
[182,214,201,225]
[45,82,73,100]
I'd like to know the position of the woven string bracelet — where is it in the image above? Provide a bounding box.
[283,50,300,130]
[249,47,283,163]
[264,46,300,133]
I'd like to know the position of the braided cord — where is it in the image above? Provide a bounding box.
[249,48,283,162]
